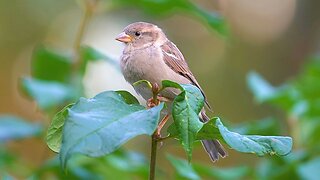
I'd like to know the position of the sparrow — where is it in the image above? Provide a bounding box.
[116,22,227,162]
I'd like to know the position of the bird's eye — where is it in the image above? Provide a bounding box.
[135,31,141,36]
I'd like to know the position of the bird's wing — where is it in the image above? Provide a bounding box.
[160,40,211,109]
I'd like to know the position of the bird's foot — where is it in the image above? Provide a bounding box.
[147,98,158,108]
[147,95,170,108]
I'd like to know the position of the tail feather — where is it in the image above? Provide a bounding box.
[200,110,227,162]
[212,139,227,157]
[201,139,227,162]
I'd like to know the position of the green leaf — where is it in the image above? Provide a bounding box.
[162,80,204,161]
[21,78,75,110]
[168,117,223,141]
[34,149,149,180]
[79,46,118,74]
[105,150,148,173]
[47,104,74,153]
[298,157,320,180]
[166,154,200,180]
[161,80,184,91]
[113,0,228,36]
[80,46,112,62]
[256,157,299,180]
[196,117,223,141]
[115,90,140,105]
[247,72,277,103]
[247,71,298,113]
[132,80,152,89]
[32,155,104,180]
[60,91,164,169]
[247,59,320,145]
[32,46,72,83]
[167,123,177,136]
[0,115,42,143]
[216,118,292,156]
[194,164,250,180]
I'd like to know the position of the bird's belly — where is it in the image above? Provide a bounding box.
[121,47,190,100]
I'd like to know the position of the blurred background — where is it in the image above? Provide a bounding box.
[1,0,320,179]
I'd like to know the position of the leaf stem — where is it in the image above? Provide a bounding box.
[149,132,158,180]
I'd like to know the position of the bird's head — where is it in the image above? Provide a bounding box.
[116,22,166,48]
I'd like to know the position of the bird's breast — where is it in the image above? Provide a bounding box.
[120,45,190,100]
[121,46,163,84]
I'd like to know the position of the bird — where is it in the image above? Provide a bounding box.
[116,22,227,162]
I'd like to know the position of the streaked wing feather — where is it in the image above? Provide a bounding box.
[161,41,211,109]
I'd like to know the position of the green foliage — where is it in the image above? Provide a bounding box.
[162,80,205,161]
[194,164,250,180]
[79,45,119,74]
[168,153,251,180]
[298,157,320,180]
[112,0,228,36]
[215,118,292,156]
[6,1,234,178]
[29,149,149,180]
[21,46,77,111]
[4,0,311,178]
[21,45,117,111]
[167,154,200,180]
[169,117,292,157]
[0,115,42,143]
[247,55,320,179]
[47,104,74,153]
[0,116,43,177]
[115,90,140,104]
[105,150,148,175]
[9,41,294,178]
[42,77,292,171]
[58,91,164,169]
[248,56,320,146]
[167,116,223,141]
[248,56,320,120]
[31,46,72,83]
[195,118,223,140]
[133,79,153,89]
[247,71,278,103]
[21,78,75,110]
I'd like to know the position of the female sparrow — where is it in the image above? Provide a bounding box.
[116,22,227,162]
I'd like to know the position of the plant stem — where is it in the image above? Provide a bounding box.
[148,82,161,180]
[287,115,300,148]
[73,0,98,71]
[149,132,158,180]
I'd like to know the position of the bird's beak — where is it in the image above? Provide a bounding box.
[115,32,132,43]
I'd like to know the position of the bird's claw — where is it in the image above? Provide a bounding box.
[147,98,158,108]
[147,95,171,108]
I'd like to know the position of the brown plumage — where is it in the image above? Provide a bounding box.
[116,22,227,162]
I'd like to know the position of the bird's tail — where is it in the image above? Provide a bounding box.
[200,110,227,162]
[201,139,227,162]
